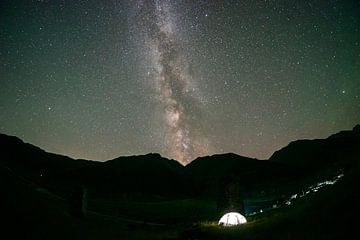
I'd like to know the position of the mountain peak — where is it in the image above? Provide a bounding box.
[353,124,360,133]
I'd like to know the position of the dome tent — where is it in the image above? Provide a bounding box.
[218,212,247,226]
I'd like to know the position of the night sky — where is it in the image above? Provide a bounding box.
[1,0,359,164]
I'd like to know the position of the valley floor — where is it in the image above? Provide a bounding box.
[3,162,360,240]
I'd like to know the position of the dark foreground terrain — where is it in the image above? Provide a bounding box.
[1,125,360,239]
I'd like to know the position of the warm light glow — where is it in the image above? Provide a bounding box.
[218,212,247,226]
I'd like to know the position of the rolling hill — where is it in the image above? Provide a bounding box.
[1,125,360,239]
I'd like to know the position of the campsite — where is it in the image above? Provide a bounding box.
[2,125,360,239]
[1,0,360,239]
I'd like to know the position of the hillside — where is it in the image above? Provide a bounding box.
[1,126,360,239]
[2,125,359,199]
[0,133,291,199]
[269,125,360,176]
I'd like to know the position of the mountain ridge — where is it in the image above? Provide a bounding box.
[1,125,359,198]
[2,124,359,166]
[269,124,360,172]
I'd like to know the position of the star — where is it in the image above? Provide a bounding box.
[0,0,358,163]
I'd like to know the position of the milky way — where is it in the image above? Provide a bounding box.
[131,0,210,164]
[1,0,359,162]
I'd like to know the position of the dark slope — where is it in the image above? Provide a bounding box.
[1,133,291,198]
[2,126,360,239]
[2,124,359,199]
[186,153,290,182]
[1,165,168,240]
[184,153,297,197]
[182,154,360,240]
[52,154,186,198]
[269,125,360,175]
[0,133,186,198]
[0,133,93,178]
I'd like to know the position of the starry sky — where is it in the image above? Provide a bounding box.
[1,0,359,164]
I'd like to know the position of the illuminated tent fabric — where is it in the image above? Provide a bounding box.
[218,212,247,226]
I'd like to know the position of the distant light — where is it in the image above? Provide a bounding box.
[218,212,247,226]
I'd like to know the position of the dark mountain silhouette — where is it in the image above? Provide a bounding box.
[0,133,294,199]
[0,133,186,198]
[269,124,360,176]
[184,153,296,197]
[1,125,360,239]
[51,153,187,198]
[0,133,93,176]
[1,125,359,199]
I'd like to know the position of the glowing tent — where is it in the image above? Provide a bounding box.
[218,212,247,226]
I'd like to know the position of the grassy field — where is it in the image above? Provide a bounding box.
[1,130,359,239]
[4,160,359,240]
[180,164,360,240]
[89,198,217,224]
